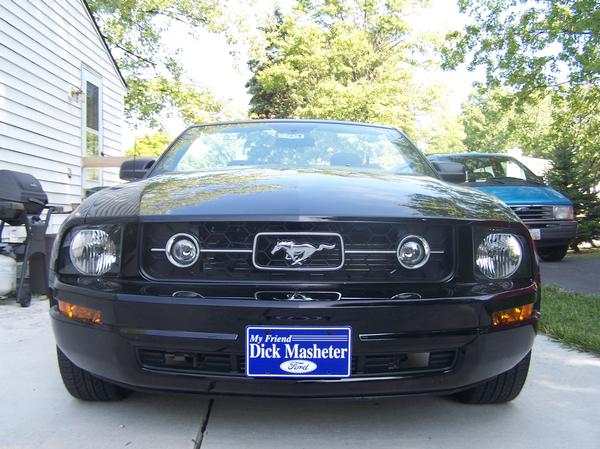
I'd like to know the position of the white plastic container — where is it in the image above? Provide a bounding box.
[0,254,17,296]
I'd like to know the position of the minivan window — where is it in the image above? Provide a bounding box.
[445,156,541,184]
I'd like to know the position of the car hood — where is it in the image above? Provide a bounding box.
[472,184,571,206]
[78,168,517,221]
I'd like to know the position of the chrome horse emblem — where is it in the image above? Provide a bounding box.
[271,241,336,266]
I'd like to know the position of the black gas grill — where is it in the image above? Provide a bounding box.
[0,170,51,307]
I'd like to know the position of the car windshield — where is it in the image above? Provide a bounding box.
[150,122,437,177]
[447,156,542,184]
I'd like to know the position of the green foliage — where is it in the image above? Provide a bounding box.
[125,132,172,157]
[418,111,467,154]
[540,285,600,356]
[544,87,600,247]
[246,1,435,138]
[448,1,600,244]
[460,88,553,156]
[443,0,599,98]
[88,0,228,126]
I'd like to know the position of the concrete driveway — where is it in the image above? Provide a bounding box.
[1,299,599,449]
[540,254,600,294]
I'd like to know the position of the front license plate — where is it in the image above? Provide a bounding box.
[530,228,541,240]
[245,326,352,378]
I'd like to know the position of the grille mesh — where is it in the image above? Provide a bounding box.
[138,349,457,377]
[141,221,454,283]
[510,205,553,221]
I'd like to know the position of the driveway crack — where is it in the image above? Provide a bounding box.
[193,399,215,449]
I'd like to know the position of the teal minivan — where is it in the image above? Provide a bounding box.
[429,153,577,261]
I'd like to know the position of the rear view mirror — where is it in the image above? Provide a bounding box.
[119,158,155,181]
[430,161,467,184]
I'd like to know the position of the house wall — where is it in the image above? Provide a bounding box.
[0,0,126,211]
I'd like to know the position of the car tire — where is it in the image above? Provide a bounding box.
[538,245,568,262]
[57,347,131,401]
[454,352,531,404]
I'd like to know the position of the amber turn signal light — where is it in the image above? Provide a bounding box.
[58,300,102,324]
[492,304,534,328]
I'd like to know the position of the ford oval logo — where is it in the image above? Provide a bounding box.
[280,359,317,374]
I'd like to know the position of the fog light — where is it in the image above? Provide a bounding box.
[58,300,102,324]
[396,235,430,269]
[166,233,200,268]
[492,304,534,327]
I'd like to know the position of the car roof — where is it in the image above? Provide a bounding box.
[430,152,516,159]
[186,119,398,131]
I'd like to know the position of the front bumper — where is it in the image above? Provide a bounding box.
[51,281,539,398]
[524,220,577,247]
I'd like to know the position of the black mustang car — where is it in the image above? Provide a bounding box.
[50,120,539,403]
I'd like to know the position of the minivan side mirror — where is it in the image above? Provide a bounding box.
[430,161,467,184]
[119,158,155,181]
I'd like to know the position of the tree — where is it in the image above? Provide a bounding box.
[443,0,599,100]
[246,1,435,138]
[445,0,600,244]
[546,144,600,248]
[460,88,553,156]
[88,0,229,126]
[417,102,467,154]
[544,86,600,248]
[125,132,172,157]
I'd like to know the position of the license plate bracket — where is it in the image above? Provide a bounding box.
[245,326,352,378]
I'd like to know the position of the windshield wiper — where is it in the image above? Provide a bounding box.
[488,176,544,185]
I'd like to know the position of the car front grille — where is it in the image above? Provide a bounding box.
[510,205,553,221]
[140,221,455,284]
[138,349,457,378]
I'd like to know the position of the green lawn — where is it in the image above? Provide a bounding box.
[540,285,600,356]
[568,247,600,259]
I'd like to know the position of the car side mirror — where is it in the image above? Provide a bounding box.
[430,161,467,183]
[119,158,155,181]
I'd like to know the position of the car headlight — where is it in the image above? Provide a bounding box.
[476,233,522,279]
[69,227,120,276]
[553,205,574,220]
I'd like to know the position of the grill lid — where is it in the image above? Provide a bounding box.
[0,170,47,217]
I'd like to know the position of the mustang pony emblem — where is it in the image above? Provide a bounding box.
[271,241,336,266]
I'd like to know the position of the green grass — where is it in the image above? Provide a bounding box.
[568,247,600,258]
[540,285,600,356]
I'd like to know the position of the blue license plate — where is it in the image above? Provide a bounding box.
[245,326,352,378]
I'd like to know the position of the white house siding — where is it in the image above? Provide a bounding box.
[0,0,126,211]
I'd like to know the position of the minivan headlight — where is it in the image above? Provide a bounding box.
[476,233,522,279]
[69,226,120,276]
[553,205,574,220]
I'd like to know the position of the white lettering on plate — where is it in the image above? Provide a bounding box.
[280,359,317,374]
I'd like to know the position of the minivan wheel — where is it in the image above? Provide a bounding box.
[57,347,131,401]
[454,352,531,404]
[538,245,568,262]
